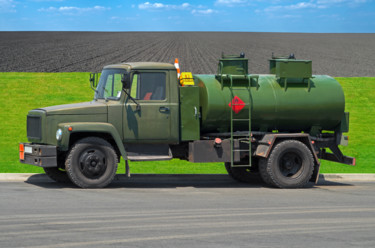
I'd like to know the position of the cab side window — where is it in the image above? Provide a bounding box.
[130,72,166,101]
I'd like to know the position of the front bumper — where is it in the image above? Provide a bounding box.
[19,143,57,168]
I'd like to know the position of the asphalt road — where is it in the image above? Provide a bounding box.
[1,175,375,248]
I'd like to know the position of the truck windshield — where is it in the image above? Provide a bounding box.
[95,69,127,100]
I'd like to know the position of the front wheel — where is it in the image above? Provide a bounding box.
[259,140,314,188]
[43,154,71,183]
[43,167,70,183]
[65,137,118,188]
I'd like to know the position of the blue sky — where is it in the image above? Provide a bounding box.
[1,0,374,32]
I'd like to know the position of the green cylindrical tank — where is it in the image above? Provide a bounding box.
[195,74,345,133]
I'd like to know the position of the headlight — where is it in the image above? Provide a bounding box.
[56,129,63,141]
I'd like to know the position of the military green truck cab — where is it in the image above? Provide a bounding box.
[20,55,355,189]
[20,62,184,188]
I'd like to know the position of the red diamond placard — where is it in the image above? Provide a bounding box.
[228,96,245,114]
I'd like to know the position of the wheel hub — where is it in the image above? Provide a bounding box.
[279,152,303,178]
[79,149,107,179]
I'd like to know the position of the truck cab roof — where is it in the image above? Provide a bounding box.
[104,62,176,71]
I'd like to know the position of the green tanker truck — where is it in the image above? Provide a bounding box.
[19,53,355,188]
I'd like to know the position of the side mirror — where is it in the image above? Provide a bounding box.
[121,73,131,89]
[90,73,98,88]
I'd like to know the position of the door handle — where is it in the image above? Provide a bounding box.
[159,106,170,113]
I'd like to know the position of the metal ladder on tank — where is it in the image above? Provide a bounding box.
[228,74,258,168]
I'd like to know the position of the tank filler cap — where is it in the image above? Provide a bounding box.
[288,53,296,59]
[271,53,296,60]
[221,52,246,59]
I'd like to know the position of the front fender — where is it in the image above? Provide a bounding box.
[57,122,127,159]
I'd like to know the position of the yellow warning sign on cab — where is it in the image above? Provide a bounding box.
[180,72,194,86]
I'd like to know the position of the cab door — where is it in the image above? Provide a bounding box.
[123,70,177,142]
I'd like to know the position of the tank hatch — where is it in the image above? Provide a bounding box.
[217,52,248,76]
[269,53,312,79]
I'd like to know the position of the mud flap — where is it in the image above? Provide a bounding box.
[309,162,321,183]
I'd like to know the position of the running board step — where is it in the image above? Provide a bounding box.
[124,144,172,161]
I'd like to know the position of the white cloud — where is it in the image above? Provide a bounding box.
[31,0,64,2]
[280,14,302,18]
[317,0,343,3]
[38,6,56,11]
[38,5,110,14]
[265,1,326,12]
[265,0,368,12]
[288,2,326,9]
[0,0,16,13]
[317,0,367,3]
[288,2,315,9]
[317,0,368,7]
[138,2,190,10]
[139,2,163,9]
[191,9,217,15]
[138,2,217,16]
[215,0,247,6]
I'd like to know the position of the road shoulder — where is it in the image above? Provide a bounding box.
[0,173,375,183]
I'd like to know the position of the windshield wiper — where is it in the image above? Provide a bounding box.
[123,89,141,111]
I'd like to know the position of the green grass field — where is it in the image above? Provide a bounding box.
[0,73,374,174]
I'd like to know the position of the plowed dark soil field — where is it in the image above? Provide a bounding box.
[1,32,374,76]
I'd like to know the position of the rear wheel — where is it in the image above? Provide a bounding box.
[65,137,118,188]
[225,161,258,183]
[259,140,314,188]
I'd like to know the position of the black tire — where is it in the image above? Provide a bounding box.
[258,158,273,186]
[65,137,118,188]
[259,140,314,188]
[43,167,71,183]
[225,162,257,183]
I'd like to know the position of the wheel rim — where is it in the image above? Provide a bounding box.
[278,151,303,178]
[78,148,107,179]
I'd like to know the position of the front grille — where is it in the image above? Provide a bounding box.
[27,115,42,140]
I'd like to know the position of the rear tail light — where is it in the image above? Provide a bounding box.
[19,144,25,160]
